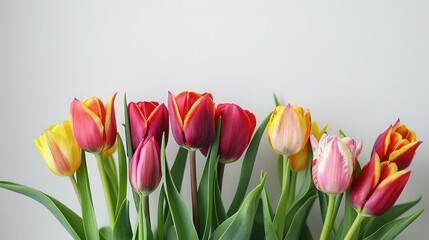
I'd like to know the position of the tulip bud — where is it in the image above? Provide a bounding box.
[311,122,328,141]
[289,142,310,171]
[267,104,311,156]
[129,137,161,196]
[128,101,169,151]
[372,119,422,170]
[168,91,216,150]
[70,93,117,153]
[311,134,362,195]
[33,121,81,176]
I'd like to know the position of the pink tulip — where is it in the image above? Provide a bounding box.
[168,91,216,149]
[129,137,161,195]
[128,101,169,151]
[70,93,117,153]
[311,134,362,195]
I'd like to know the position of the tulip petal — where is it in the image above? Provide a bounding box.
[128,102,148,150]
[388,141,422,170]
[168,91,186,146]
[136,138,161,195]
[373,125,393,161]
[104,93,117,151]
[146,103,169,146]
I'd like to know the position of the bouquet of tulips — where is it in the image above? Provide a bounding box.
[0,91,424,240]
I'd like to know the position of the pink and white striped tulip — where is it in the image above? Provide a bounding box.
[311,134,363,195]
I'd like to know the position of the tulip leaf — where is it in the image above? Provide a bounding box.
[283,188,316,238]
[113,199,133,240]
[99,227,112,240]
[261,186,277,240]
[363,209,424,240]
[115,134,128,217]
[213,177,227,229]
[363,197,421,237]
[198,120,221,239]
[170,147,188,192]
[299,223,313,240]
[211,172,266,240]
[273,93,281,106]
[228,113,271,216]
[335,190,358,240]
[250,200,265,239]
[0,181,85,240]
[157,187,166,240]
[295,144,314,201]
[76,152,100,240]
[284,195,317,240]
[160,134,199,240]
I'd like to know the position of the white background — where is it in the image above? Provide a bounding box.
[1,1,428,239]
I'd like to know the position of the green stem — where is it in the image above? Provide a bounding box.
[332,193,344,234]
[138,194,144,240]
[96,153,116,228]
[217,162,226,193]
[344,212,365,240]
[274,156,291,239]
[69,175,81,205]
[144,195,151,226]
[286,170,297,209]
[320,195,336,240]
[189,150,200,234]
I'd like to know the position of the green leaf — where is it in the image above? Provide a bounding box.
[295,143,314,201]
[116,134,128,217]
[213,177,227,229]
[0,181,84,240]
[170,147,188,192]
[364,197,421,237]
[299,223,313,240]
[283,188,316,238]
[99,227,112,240]
[284,196,317,240]
[198,120,221,239]
[364,209,424,240]
[228,113,271,216]
[113,199,133,240]
[273,93,281,106]
[160,134,199,240]
[76,152,100,240]
[104,155,119,199]
[250,200,265,239]
[261,187,277,240]
[211,172,266,240]
[157,187,166,240]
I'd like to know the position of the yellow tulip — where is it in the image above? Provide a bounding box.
[311,122,328,141]
[34,121,81,176]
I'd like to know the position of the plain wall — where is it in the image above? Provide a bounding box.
[1,1,428,239]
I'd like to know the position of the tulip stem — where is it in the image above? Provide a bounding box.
[320,195,336,240]
[69,176,81,205]
[273,156,291,239]
[344,212,365,240]
[286,171,297,209]
[189,150,200,234]
[96,154,116,229]
[217,162,225,192]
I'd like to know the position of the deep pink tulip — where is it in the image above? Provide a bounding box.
[168,91,216,149]
[129,137,161,196]
[311,134,362,195]
[128,101,169,151]
[70,93,117,153]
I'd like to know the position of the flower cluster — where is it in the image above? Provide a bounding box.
[0,91,424,240]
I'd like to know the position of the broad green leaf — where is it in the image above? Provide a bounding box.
[198,120,221,240]
[364,209,424,240]
[160,134,198,240]
[335,190,357,240]
[113,199,133,240]
[213,178,227,229]
[299,223,313,240]
[284,196,317,240]
[115,134,128,217]
[228,113,271,216]
[318,191,328,221]
[364,197,421,237]
[211,173,266,240]
[76,152,100,240]
[295,143,314,201]
[283,188,316,238]
[261,187,277,240]
[104,155,118,198]
[99,227,112,240]
[170,147,188,192]
[157,187,166,240]
[0,181,84,240]
[250,200,265,239]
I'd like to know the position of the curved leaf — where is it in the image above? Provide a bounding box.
[113,199,133,240]
[284,196,317,240]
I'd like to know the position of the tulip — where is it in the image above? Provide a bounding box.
[311,134,362,195]
[128,101,169,151]
[168,91,216,149]
[33,120,81,176]
[70,93,117,153]
[350,153,411,216]
[129,137,161,196]
[267,104,311,156]
[372,119,422,170]
[311,121,328,141]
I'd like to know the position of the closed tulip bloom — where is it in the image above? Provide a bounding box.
[311,134,362,195]
[311,122,328,141]
[34,121,81,176]
[129,137,161,196]
[70,93,117,153]
[168,91,216,149]
[350,153,411,216]
[215,103,256,163]
[267,104,311,156]
[128,101,169,151]
[372,119,422,170]
[289,142,310,171]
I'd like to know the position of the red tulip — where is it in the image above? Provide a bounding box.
[70,93,117,153]
[168,91,216,149]
[372,119,422,170]
[128,101,169,151]
[129,137,161,195]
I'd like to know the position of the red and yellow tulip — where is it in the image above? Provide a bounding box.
[128,101,169,151]
[33,121,81,176]
[70,93,117,153]
[267,104,311,156]
[168,91,216,150]
[311,134,362,195]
